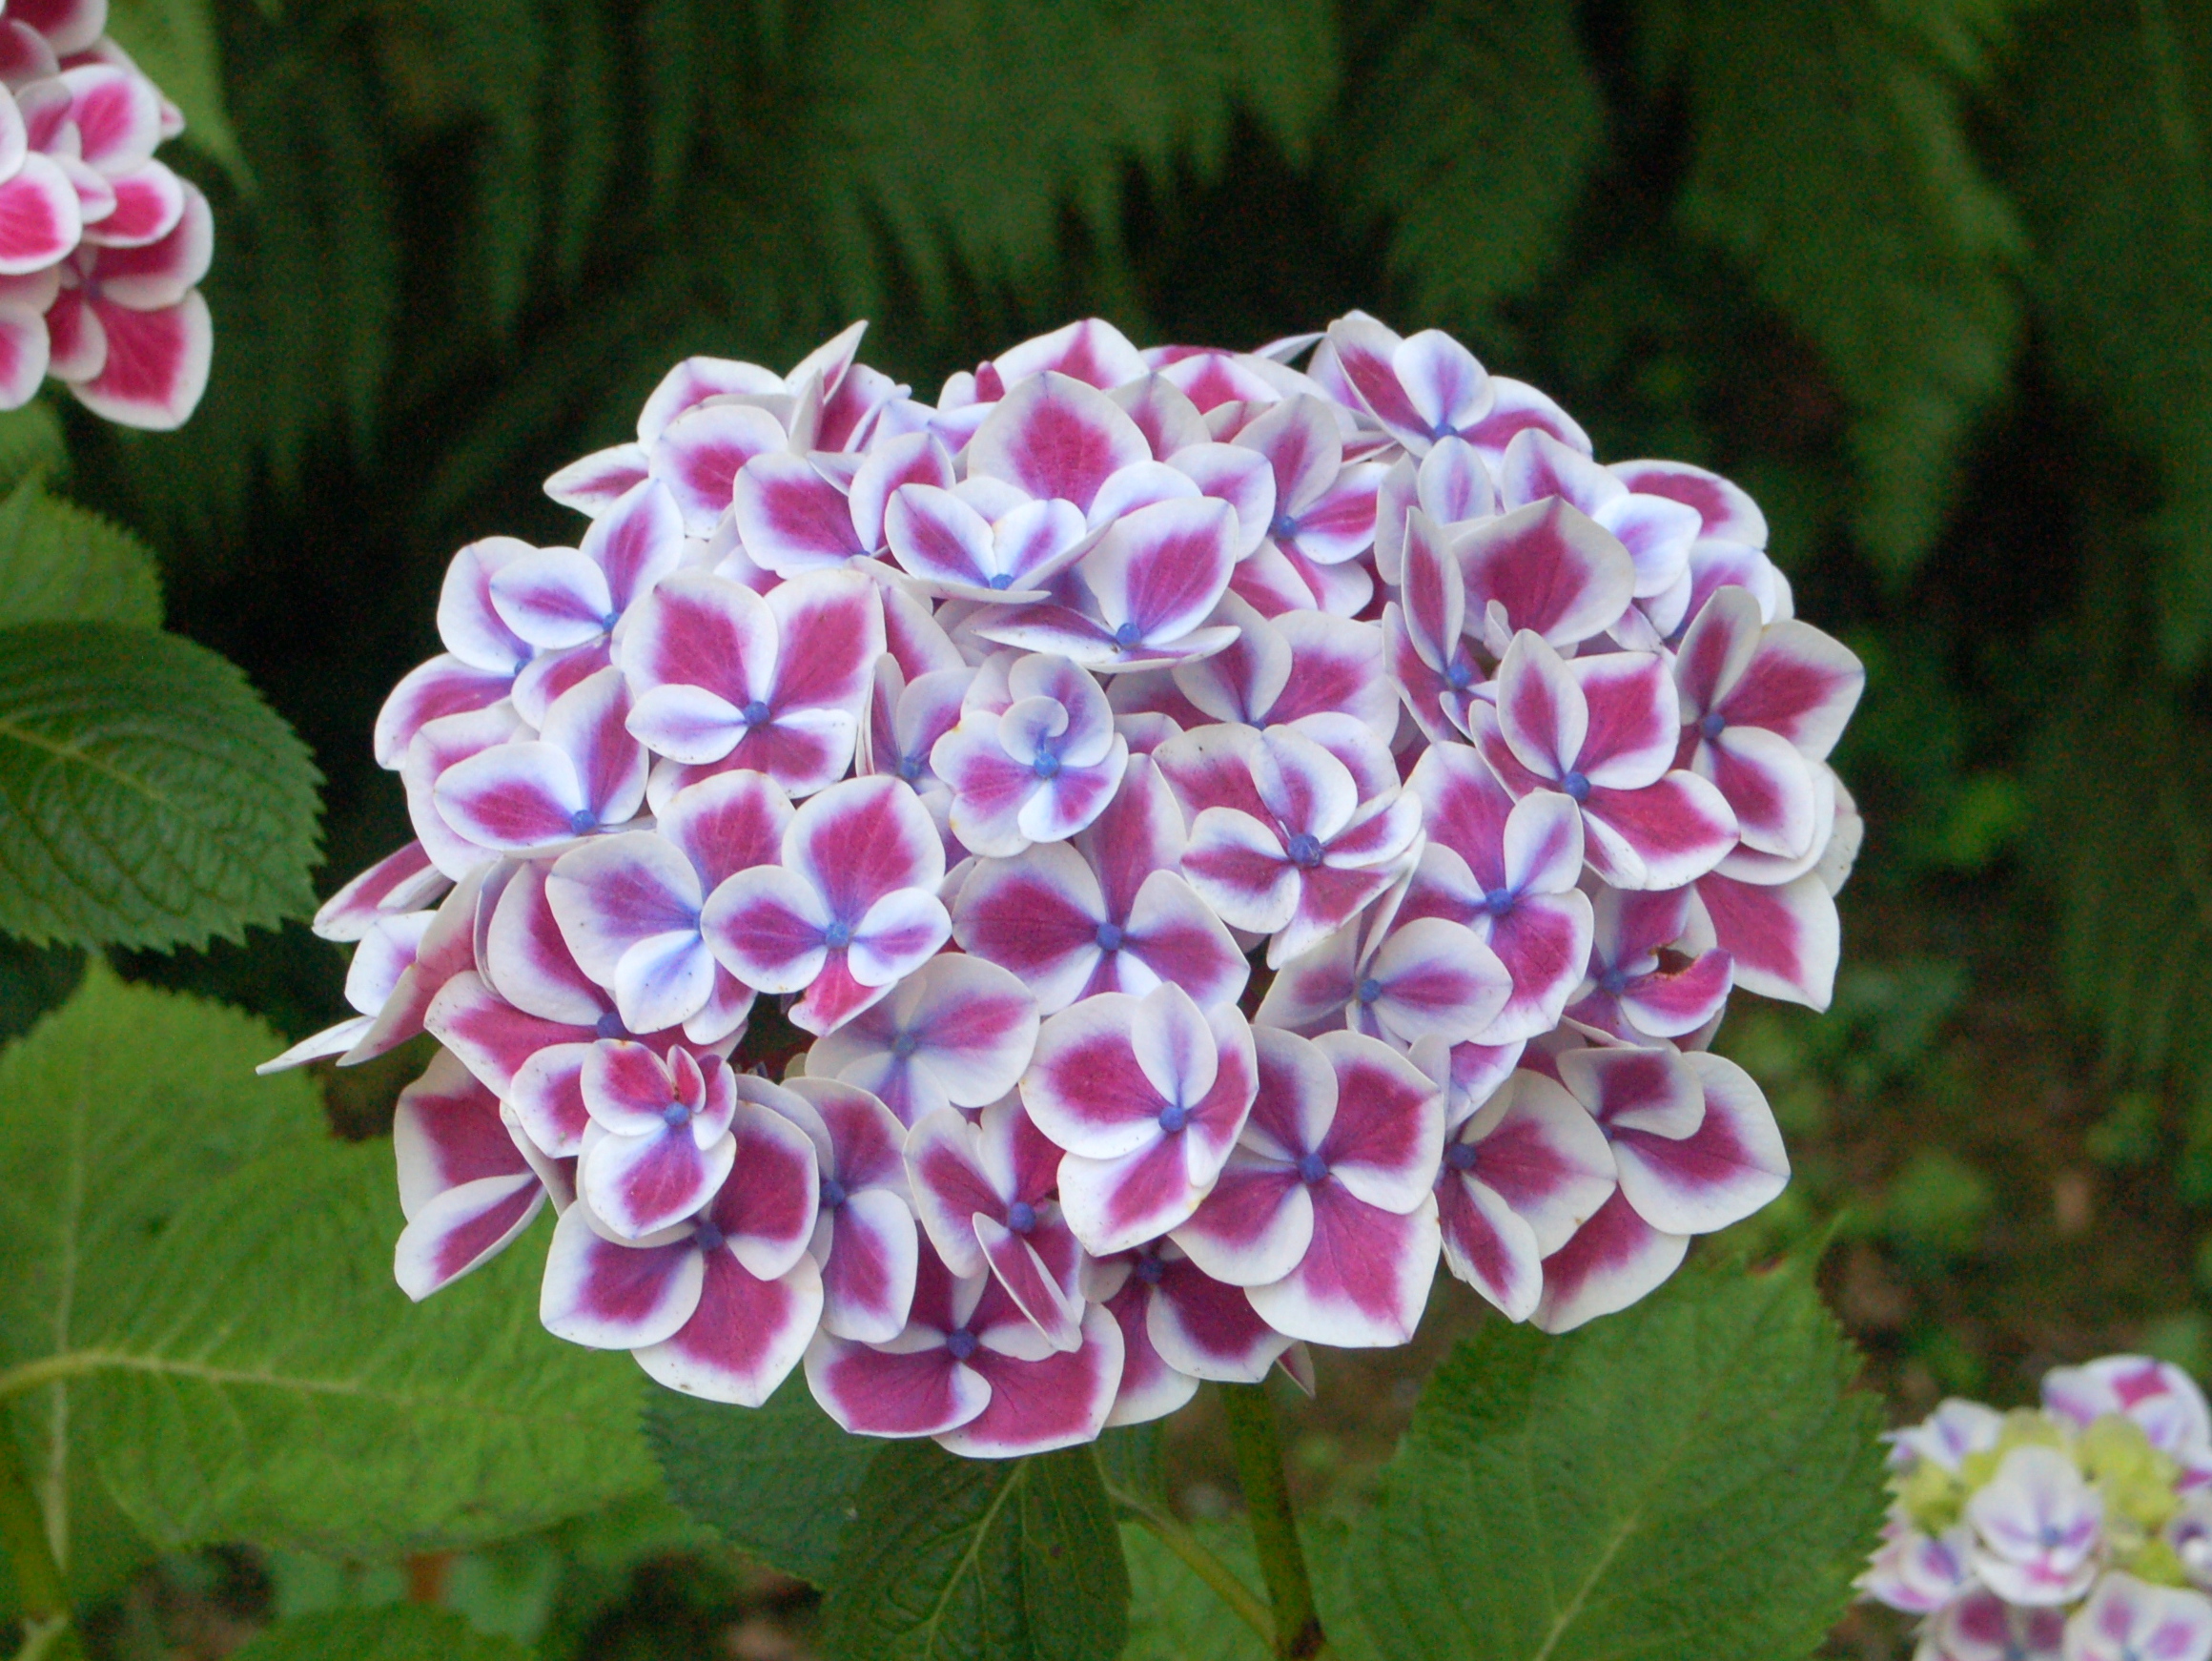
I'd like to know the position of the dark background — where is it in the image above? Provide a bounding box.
[24,0,2212,1653]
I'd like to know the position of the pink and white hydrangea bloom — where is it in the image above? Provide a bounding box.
[951,757,1247,1015]
[1475,630,1738,892]
[315,314,1862,1455]
[1866,1360,2212,1655]
[1174,1028,1442,1347]
[930,651,1129,856]
[699,773,949,1034]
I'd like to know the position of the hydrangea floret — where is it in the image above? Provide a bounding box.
[0,0,213,426]
[1863,1355,2212,1661]
[280,312,1866,1458]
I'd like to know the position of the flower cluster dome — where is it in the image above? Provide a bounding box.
[277,313,1866,1457]
[1863,1356,2212,1661]
[0,0,211,427]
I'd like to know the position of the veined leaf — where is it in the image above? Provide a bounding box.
[0,482,162,629]
[820,1440,1128,1661]
[1351,1260,1883,1661]
[51,1138,658,1556]
[106,0,246,179]
[0,404,64,492]
[0,622,321,950]
[0,968,323,1609]
[1678,0,2022,579]
[1336,0,1603,328]
[1120,1519,1267,1661]
[644,1369,878,1587]
[227,1607,533,1660]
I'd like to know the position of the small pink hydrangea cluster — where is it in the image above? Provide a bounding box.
[277,312,1865,1457]
[1864,1357,2212,1661]
[0,0,211,428]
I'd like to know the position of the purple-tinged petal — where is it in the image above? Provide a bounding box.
[374,655,517,771]
[1572,651,1679,788]
[1460,500,1634,651]
[1720,620,1866,761]
[1314,1031,1444,1210]
[805,1330,993,1441]
[1172,1150,1312,1287]
[1181,808,1297,933]
[847,886,952,987]
[485,859,608,1025]
[635,1247,823,1405]
[1555,1045,1704,1138]
[620,567,770,706]
[973,1213,1084,1351]
[1247,1188,1440,1348]
[581,1118,736,1241]
[1697,725,1818,859]
[699,865,830,993]
[545,443,650,515]
[1362,917,1513,1048]
[700,1099,821,1280]
[1100,1276,1200,1426]
[951,842,1107,1014]
[433,740,585,852]
[936,1302,1124,1458]
[541,1204,703,1347]
[546,830,701,986]
[817,1185,920,1343]
[1608,1052,1786,1235]
[508,1043,594,1158]
[1081,497,1239,645]
[489,545,612,652]
[788,774,947,924]
[1610,460,1767,549]
[395,1175,543,1302]
[1693,870,1838,1011]
[1111,373,1212,460]
[1581,771,1737,891]
[1493,632,1583,783]
[1145,1252,1293,1383]
[1478,890,1596,1044]
[1117,870,1248,1009]
[732,450,865,574]
[967,371,1152,512]
[1020,991,1172,1158]
[653,401,788,535]
[314,841,442,942]
[1529,1191,1688,1332]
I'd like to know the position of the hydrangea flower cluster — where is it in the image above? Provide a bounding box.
[0,0,211,428]
[278,312,1866,1457]
[1864,1356,2212,1661]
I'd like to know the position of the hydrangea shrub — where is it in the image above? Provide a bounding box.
[1865,1356,2212,1661]
[0,0,213,427]
[277,311,1868,1460]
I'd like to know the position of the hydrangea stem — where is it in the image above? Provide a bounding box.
[1220,1383,1326,1660]
[0,1437,82,1661]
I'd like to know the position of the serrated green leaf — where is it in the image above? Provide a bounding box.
[106,0,246,180]
[821,1441,1129,1661]
[1336,0,1602,328]
[0,482,162,629]
[1678,0,2021,579]
[43,1138,658,1556]
[643,1367,877,1587]
[228,1606,534,1661]
[0,967,323,1611]
[1351,1261,1884,1661]
[0,621,321,950]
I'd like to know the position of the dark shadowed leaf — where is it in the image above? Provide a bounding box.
[821,1440,1128,1661]
[644,1369,878,1587]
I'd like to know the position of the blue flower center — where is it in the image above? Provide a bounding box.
[1286,831,1325,868]
[594,1010,625,1039]
[1006,1200,1037,1234]
[741,699,772,726]
[1033,747,1062,780]
[988,572,1014,590]
[1444,660,1474,689]
[1483,886,1517,916]
[1698,710,1727,741]
[1562,770,1591,803]
[601,610,621,632]
[1135,1254,1166,1283]
[898,753,925,783]
[1095,921,1125,952]
[1114,620,1143,648]
[1444,1141,1479,1172]
[661,1099,690,1127]
[567,808,598,834]
[1599,966,1629,996]
[821,1177,848,1209]
[1269,513,1299,541]
[1356,976,1383,1006]
[1157,1102,1190,1134]
[1297,1151,1329,1184]
[945,1329,979,1361]
[693,1220,726,1253]
[823,920,852,950]
[891,1032,920,1058]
